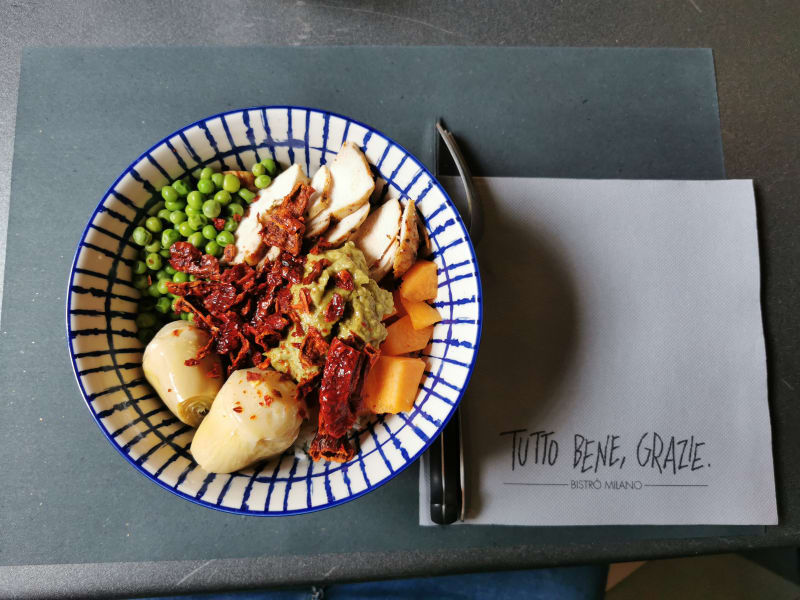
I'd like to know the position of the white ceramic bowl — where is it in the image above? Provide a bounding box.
[67,106,482,514]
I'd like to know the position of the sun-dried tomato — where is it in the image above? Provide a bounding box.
[302,258,330,285]
[300,327,329,368]
[308,433,354,463]
[169,242,221,279]
[317,338,366,439]
[308,240,335,254]
[258,183,313,256]
[325,293,345,323]
[334,270,354,291]
[223,243,237,263]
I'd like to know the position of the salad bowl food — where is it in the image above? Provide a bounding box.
[67,106,482,514]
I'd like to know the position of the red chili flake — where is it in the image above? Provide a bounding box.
[233,406,243,413]
[292,288,312,314]
[263,394,273,406]
[172,329,181,337]
[325,293,345,322]
[232,213,242,223]
[246,371,263,382]
[167,388,172,393]
[334,270,354,291]
[291,342,302,349]
[249,414,257,420]
[206,364,221,378]
[213,217,226,231]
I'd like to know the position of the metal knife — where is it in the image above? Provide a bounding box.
[428,119,483,525]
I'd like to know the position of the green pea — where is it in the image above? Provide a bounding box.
[214,190,232,206]
[211,172,224,188]
[254,174,272,189]
[199,166,214,180]
[133,275,149,290]
[186,191,205,210]
[237,188,256,203]
[137,328,154,344]
[147,201,165,216]
[157,208,172,221]
[144,240,161,254]
[133,260,147,275]
[177,221,193,237]
[164,199,186,212]
[216,230,235,247]
[202,224,218,240]
[261,158,277,175]
[161,229,180,247]
[147,282,162,298]
[135,312,158,329]
[159,249,171,259]
[144,216,162,233]
[202,200,221,219]
[132,226,152,246]
[197,178,215,195]
[156,279,171,295]
[171,297,181,312]
[227,202,244,217]
[205,240,221,257]
[224,218,238,232]
[185,206,202,216]
[251,162,266,176]
[155,296,172,314]
[169,211,187,225]
[172,271,189,283]
[186,312,195,323]
[165,265,177,275]
[187,214,207,231]
[172,179,191,197]
[189,275,198,282]
[145,253,162,271]
[161,185,178,203]
[180,312,190,321]
[155,269,171,280]
[187,232,205,247]
[222,173,241,193]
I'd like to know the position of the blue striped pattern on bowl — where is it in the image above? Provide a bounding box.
[66,106,482,515]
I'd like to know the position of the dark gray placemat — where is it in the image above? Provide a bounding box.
[0,46,740,568]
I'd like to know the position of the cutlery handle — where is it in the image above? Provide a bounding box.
[429,409,463,524]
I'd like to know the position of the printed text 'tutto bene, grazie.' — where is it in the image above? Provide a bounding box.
[499,430,708,474]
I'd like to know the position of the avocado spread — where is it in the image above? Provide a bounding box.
[266,242,394,382]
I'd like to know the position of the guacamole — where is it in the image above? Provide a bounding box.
[266,242,394,382]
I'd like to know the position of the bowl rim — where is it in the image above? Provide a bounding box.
[65,104,483,515]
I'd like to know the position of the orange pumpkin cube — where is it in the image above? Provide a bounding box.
[399,260,438,302]
[381,316,433,355]
[401,299,442,330]
[364,356,426,414]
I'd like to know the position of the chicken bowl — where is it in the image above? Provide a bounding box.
[66,107,482,514]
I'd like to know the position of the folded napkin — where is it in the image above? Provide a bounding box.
[420,177,775,526]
